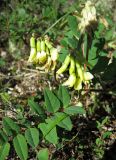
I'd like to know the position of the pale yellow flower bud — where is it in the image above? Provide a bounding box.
[74,77,82,90]
[63,73,76,88]
[83,72,94,81]
[28,48,37,63]
[50,47,59,61]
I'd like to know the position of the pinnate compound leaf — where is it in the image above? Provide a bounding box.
[39,112,72,143]
[3,117,20,136]
[25,128,39,148]
[13,134,28,160]
[0,142,10,160]
[37,148,49,160]
[58,85,70,108]
[44,88,60,113]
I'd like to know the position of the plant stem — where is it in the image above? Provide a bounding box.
[43,12,71,36]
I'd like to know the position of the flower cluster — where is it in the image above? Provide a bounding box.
[78,1,97,33]
[57,55,93,90]
[28,35,60,71]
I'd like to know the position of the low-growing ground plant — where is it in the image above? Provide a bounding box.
[0,85,86,159]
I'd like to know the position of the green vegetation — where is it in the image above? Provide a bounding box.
[0,0,116,159]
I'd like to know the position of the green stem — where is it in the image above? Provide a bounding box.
[43,12,71,36]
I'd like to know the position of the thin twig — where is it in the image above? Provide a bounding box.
[22,68,40,73]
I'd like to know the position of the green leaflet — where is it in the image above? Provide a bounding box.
[0,129,8,145]
[28,98,45,116]
[3,117,20,136]
[39,122,58,144]
[0,142,10,160]
[13,134,28,160]
[54,112,72,131]
[38,112,73,143]
[58,85,70,108]
[68,15,78,35]
[37,148,49,160]
[64,106,86,115]
[44,88,60,113]
[25,128,39,148]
